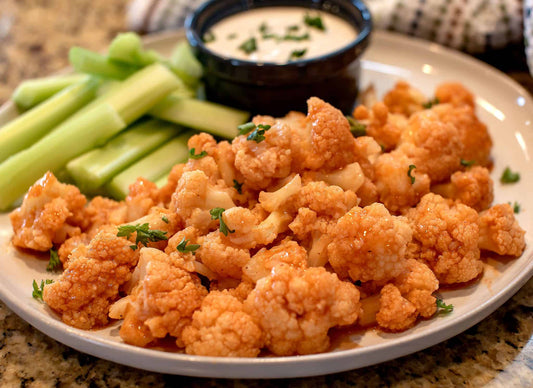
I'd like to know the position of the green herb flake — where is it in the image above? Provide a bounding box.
[509,201,521,214]
[46,249,61,272]
[176,237,201,254]
[247,124,271,143]
[259,22,269,34]
[189,148,208,160]
[161,215,169,224]
[288,48,307,61]
[500,167,520,184]
[283,32,310,41]
[237,121,256,135]
[422,97,439,109]
[233,179,243,194]
[346,116,367,137]
[32,279,54,301]
[460,159,476,167]
[436,298,454,313]
[304,13,325,31]
[227,33,237,40]
[407,164,417,184]
[117,223,168,250]
[203,30,215,43]
[287,25,300,32]
[238,37,257,54]
[210,207,235,236]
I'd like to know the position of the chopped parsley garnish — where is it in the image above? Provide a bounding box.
[259,22,269,34]
[203,30,215,43]
[46,249,61,272]
[237,121,256,135]
[287,25,300,32]
[189,148,207,159]
[176,237,201,254]
[436,298,454,313]
[117,223,168,250]
[288,48,307,61]
[238,37,257,54]
[304,13,325,31]
[422,97,439,109]
[161,215,169,224]
[346,116,367,137]
[227,33,237,40]
[500,167,520,184]
[460,159,476,167]
[407,164,417,184]
[247,124,271,143]
[32,279,54,301]
[510,201,521,214]
[210,207,235,236]
[233,179,243,194]
[283,32,310,41]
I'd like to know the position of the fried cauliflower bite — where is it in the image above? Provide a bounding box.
[375,284,417,331]
[170,170,236,233]
[290,97,356,172]
[434,82,475,108]
[432,103,492,166]
[382,81,426,117]
[231,118,292,191]
[242,238,308,283]
[83,196,128,235]
[118,248,207,347]
[398,108,463,182]
[478,204,526,256]
[351,136,382,206]
[181,290,264,357]
[295,181,359,219]
[125,178,160,221]
[305,163,365,198]
[10,172,86,251]
[327,203,413,283]
[406,193,483,284]
[373,150,430,214]
[42,226,139,329]
[244,265,360,356]
[432,166,494,211]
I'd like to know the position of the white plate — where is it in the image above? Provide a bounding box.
[0,30,532,379]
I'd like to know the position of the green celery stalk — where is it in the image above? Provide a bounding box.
[154,172,169,188]
[0,103,126,210]
[150,96,249,139]
[67,119,184,192]
[106,131,193,200]
[170,42,204,80]
[69,46,139,79]
[0,77,99,164]
[12,74,89,110]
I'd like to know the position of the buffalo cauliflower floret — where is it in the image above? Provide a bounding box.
[294,181,358,219]
[290,97,356,172]
[327,203,413,283]
[244,265,360,355]
[313,162,366,194]
[374,150,431,214]
[434,82,475,108]
[125,177,160,221]
[432,166,494,211]
[119,248,207,347]
[42,226,139,329]
[406,193,482,284]
[375,284,417,331]
[182,290,264,357]
[10,171,86,251]
[258,174,301,213]
[83,196,128,235]
[398,109,463,182]
[382,81,426,117]
[478,204,526,256]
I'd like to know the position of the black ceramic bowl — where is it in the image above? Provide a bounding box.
[185,0,372,116]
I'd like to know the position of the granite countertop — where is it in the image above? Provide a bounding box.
[1,0,532,386]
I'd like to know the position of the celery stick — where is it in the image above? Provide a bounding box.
[107,32,145,65]
[69,47,139,79]
[150,96,249,139]
[106,131,193,200]
[0,103,126,210]
[12,74,88,110]
[170,42,203,80]
[0,77,99,164]
[67,119,184,192]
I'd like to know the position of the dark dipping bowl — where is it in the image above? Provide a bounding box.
[185,0,372,116]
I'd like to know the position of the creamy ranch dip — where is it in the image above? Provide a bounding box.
[203,7,358,64]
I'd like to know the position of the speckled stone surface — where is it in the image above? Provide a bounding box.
[0,0,532,386]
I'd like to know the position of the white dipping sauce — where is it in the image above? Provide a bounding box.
[204,7,358,64]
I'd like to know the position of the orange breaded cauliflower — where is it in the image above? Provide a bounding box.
[406,193,482,284]
[83,196,128,235]
[119,248,207,347]
[125,177,160,221]
[327,203,413,283]
[10,171,86,251]
[382,81,426,117]
[290,97,356,171]
[376,284,417,331]
[232,118,292,190]
[398,109,463,182]
[294,181,358,219]
[244,265,360,355]
[432,166,494,211]
[43,226,139,329]
[434,82,475,108]
[478,204,526,256]
[182,290,264,357]
[374,150,430,214]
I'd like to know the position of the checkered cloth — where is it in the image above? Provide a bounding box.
[128,0,533,75]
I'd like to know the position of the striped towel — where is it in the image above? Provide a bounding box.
[128,0,533,75]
